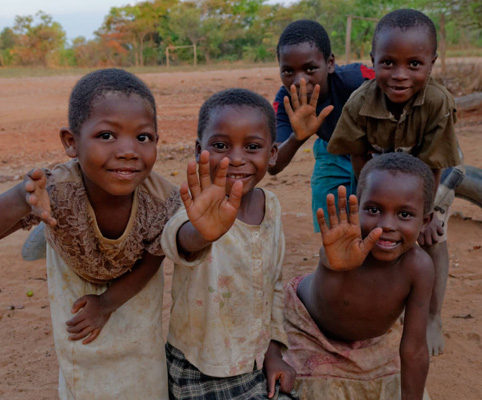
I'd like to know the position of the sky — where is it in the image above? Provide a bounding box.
[0,0,296,43]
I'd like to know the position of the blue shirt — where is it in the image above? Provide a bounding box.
[273,63,374,143]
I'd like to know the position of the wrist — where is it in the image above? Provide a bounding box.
[98,292,117,314]
[289,131,309,144]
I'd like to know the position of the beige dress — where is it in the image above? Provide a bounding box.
[22,160,179,400]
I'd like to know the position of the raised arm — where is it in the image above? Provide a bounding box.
[316,185,382,271]
[400,252,434,399]
[0,169,56,238]
[66,251,163,344]
[177,150,243,256]
[269,79,333,175]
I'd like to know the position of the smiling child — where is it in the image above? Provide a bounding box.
[328,9,461,356]
[284,152,434,400]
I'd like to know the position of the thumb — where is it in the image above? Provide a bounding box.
[71,296,87,313]
[317,105,334,123]
[266,371,278,399]
[360,227,382,255]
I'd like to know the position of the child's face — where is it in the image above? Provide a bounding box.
[371,27,436,105]
[197,105,277,197]
[279,42,335,102]
[61,92,157,199]
[359,170,429,263]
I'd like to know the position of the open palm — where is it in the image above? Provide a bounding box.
[284,78,333,141]
[318,186,382,271]
[24,169,56,227]
[180,151,242,242]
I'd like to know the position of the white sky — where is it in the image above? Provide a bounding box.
[0,0,296,42]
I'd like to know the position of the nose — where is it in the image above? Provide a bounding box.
[293,73,308,87]
[378,214,397,231]
[116,137,138,160]
[391,66,409,81]
[228,146,245,166]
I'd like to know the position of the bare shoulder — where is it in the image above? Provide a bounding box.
[402,245,434,283]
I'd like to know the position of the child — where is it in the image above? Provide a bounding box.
[284,152,434,400]
[0,69,179,399]
[269,19,374,231]
[161,89,296,399]
[327,9,461,356]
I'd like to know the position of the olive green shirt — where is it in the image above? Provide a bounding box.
[327,78,460,169]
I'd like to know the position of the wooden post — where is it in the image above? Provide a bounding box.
[440,13,446,75]
[193,44,197,66]
[166,47,170,68]
[345,15,352,64]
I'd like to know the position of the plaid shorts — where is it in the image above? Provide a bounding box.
[166,342,298,400]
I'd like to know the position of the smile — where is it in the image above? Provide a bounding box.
[227,173,252,180]
[376,239,400,250]
[108,169,140,179]
[389,86,410,93]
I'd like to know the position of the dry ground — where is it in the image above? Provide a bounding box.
[0,64,481,399]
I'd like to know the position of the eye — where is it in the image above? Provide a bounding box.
[398,211,413,220]
[97,132,114,140]
[366,206,380,215]
[212,142,228,151]
[137,133,154,143]
[281,69,293,77]
[381,60,392,67]
[306,66,318,73]
[246,143,261,151]
[409,60,421,68]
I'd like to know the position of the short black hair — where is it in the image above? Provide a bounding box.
[68,68,157,134]
[276,19,331,61]
[372,9,437,55]
[357,152,434,215]
[197,88,276,142]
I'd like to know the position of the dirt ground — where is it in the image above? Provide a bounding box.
[0,65,481,400]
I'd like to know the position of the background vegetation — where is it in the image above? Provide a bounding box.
[0,0,480,68]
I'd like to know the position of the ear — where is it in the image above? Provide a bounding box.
[60,128,77,158]
[195,139,202,162]
[370,51,375,67]
[326,53,335,73]
[431,53,438,66]
[268,142,279,168]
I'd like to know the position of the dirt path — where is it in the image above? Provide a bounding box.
[0,67,480,399]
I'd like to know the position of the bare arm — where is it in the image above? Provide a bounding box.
[268,134,308,175]
[351,154,371,179]
[0,169,56,238]
[400,252,434,399]
[66,251,163,344]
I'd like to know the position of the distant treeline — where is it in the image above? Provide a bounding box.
[0,0,480,68]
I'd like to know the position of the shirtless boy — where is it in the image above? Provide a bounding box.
[284,152,434,400]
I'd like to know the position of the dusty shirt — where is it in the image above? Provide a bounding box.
[327,78,460,169]
[22,159,180,283]
[161,189,288,377]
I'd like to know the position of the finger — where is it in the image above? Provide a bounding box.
[186,159,201,199]
[337,186,348,223]
[71,297,87,314]
[266,372,277,398]
[82,328,101,345]
[283,96,294,120]
[436,224,444,236]
[66,313,85,326]
[24,178,36,194]
[66,320,90,334]
[180,182,193,210]
[361,227,383,255]
[299,78,307,104]
[289,84,300,109]
[69,326,94,341]
[212,157,229,188]
[45,215,57,227]
[316,208,329,239]
[198,150,212,190]
[309,84,320,107]
[316,105,334,125]
[227,180,243,210]
[326,193,338,228]
[347,194,359,226]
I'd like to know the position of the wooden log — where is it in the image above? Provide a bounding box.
[455,92,482,112]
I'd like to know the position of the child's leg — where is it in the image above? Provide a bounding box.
[311,139,355,232]
[425,240,449,356]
